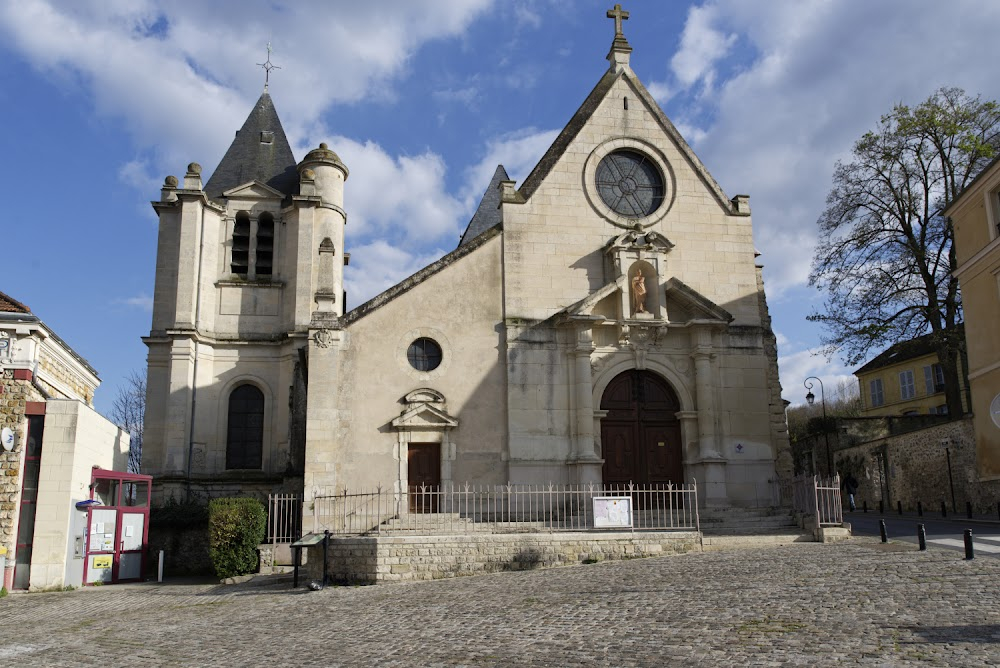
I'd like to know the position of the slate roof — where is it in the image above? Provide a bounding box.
[458,165,509,247]
[854,326,964,374]
[204,92,299,201]
[0,290,30,313]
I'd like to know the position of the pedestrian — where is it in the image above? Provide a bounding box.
[843,473,859,512]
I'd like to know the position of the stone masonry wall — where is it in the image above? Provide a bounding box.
[306,532,701,585]
[834,418,1000,514]
[0,372,44,558]
[756,266,792,487]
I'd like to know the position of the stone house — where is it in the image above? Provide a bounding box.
[945,160,1000,480]
[142,11,791,512]
[0,291,130,590]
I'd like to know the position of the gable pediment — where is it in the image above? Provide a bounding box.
[391,403,459,431]
[222,180,285,200]
[664,278,733,324]
[516,69,740,217]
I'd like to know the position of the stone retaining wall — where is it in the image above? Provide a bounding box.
[834,417,1000,513]
[305,531,701,584]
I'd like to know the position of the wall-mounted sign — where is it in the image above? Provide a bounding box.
[991,393,1000,429]
[92,555,112,569]
[1,427,14,452]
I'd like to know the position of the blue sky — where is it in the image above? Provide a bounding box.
[2,0,999,416]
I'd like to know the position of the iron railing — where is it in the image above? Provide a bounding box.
[791,474,843,529]
[266,493,302,545]
[308,482,700,536]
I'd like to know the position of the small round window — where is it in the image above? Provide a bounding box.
[407,337,443,372]
[595,149,665,218]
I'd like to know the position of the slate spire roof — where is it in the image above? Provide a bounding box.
[458,164,509,247]
[204,92,299,201]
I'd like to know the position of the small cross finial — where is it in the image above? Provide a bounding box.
[257,42,281,92]
[607,3,629,37]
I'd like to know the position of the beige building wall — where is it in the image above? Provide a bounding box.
[947,159,1000,479]
[29,400,129,589]
[856,351,966,417]
[306,233,507,493]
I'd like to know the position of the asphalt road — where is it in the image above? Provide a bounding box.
[847,510,1000,558]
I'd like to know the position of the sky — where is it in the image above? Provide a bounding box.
[2,0,999,417]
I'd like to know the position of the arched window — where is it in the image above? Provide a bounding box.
[226,384,264,469]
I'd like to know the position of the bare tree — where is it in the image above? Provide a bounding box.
[809,87,1000,416]
[110,369,145,473]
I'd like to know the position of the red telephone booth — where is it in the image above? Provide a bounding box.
[83,469,152,585]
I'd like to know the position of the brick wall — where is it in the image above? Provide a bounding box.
[305,532,700,585]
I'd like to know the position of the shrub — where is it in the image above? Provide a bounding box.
[207,497,266,579]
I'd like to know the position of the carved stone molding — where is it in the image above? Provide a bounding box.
[314,328,334,348]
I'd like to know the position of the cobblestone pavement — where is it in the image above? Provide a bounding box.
[3,538,1000,666]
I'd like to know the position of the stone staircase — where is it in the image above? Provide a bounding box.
[698,506,814,550]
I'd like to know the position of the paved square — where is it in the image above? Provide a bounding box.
[3,538,999,666]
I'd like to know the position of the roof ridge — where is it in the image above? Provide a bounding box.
[0,290,31,313]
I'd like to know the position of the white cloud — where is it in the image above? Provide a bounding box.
[344,240,449,308]
[777,346,856,407]
[670,5,736,93]
[667,0,1000,300]
[0,0,494,180]
[461,128,559,206]
[115,294,154,311]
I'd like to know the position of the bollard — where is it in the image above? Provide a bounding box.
[879,500,884,514]
[964,529,975,560]
[941,501,947,518]
[897,501,903,515]
[997,501,1000,522]
[158,550,164,583]
[917,501,923,517]
[863,500,868,513]
[879,519,888,543]
[967,501,973,520]
[917,524,927,551]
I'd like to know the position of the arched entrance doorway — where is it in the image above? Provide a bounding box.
[600,370,683,485]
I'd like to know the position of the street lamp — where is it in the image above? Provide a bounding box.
[804,376,833,475]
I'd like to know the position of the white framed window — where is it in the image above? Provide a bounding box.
[870,378,885,407]
[899,370,915,400]
[923,363,944,395]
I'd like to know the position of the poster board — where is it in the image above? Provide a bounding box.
[593,496,633,529]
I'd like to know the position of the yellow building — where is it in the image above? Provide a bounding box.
[854,331,969,417]
[945,161,1000,480]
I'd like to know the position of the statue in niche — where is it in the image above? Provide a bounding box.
[631,271,647,315]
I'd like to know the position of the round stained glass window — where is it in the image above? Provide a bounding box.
[595,149,665,218]
[407,337,443,372]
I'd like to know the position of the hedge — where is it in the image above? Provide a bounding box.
[207,497,267,579]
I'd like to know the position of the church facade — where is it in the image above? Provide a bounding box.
[142,12,791,509]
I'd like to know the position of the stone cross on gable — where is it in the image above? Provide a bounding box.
[607,4,629,36]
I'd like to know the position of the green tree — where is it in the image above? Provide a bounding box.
[809,87,1000,416]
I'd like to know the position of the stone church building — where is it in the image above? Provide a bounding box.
[142,10,791,510]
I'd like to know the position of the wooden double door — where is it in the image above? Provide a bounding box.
[600,370,684,486]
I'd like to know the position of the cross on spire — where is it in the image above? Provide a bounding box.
[607,3,629,36]
[257,42,281,92]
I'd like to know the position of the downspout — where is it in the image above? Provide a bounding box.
[185,204,206,502]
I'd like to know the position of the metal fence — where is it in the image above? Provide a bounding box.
[307,482,700,536]
[266,493,302,545]
[791,474,843,529]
